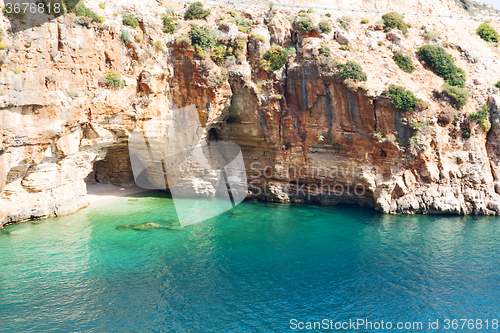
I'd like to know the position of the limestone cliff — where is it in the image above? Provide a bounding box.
[1,0,500,226]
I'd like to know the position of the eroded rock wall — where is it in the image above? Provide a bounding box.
[1,0,500,226]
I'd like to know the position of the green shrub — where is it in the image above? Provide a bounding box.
[417,45,466,87]
[338,61,367,81]
[462,130,470,139]
[285,45,297,55]
[326,13,331,18]
[0,42,5,50]
[67,88,79,98]
[339,45,349,51]
[211,44,228,65]
[189,24,216,50]
[238,25,248,33]
[102,69,125,89]
[319,45,330,56]
[319,21,331,34]
[162,15,177,34]
[382,12,410,34]
[120,29,131,44]
[123,13,139,28]
[185,2,211,20]
[393,52,415,73]
[307,8,314,13]
[228,9,237,17]
[495,80,500,89]
[74,2,100,22]
[98,3,105,9]
[135,34,143,42]
[337,16,352,32]
[441,83,469,108]
[382,84,418,112]
[13,68,21,74]
[250,33,266,43]
[477,22,499,43]
[424,30,440,41]
[377,41,383,46]
[155,40,164,51]
[361,18,369,24]
[469,104,491,131]
[296,16,314,33]
[194,45,205,58]
[260,44,288,72]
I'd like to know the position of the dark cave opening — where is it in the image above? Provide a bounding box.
[84,144,136,188]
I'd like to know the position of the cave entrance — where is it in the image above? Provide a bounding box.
[85,144,136,188]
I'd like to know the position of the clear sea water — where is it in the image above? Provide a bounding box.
[1,192,500,332]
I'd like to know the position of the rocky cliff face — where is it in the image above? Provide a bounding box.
[1,0,500,226]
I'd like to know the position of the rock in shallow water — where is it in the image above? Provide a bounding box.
[117,222,161,231]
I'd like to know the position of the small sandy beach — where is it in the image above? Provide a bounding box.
[86,183,153,206]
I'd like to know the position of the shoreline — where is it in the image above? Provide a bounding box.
[86,183,154,206]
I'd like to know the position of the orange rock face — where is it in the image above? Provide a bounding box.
[1,1,500,226]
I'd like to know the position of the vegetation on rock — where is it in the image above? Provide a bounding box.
[382,12,410,34]
[424,30,440,41]
[477,22,499,43]
[162,15,177,34]
[469,105,491,131]
[189,25,217,50]
[417,45,466,87]
[336,16,352,32]
[120,29,131,44]
[260,45,288,72]
[382,85,419,112]
[441,83,469,109]
[123,13,139,28]
[319,45,330,56]
[318,21,332,34]
[211,44,228,65]
[296,16,314,33]
[338,61,367,81]
[101,70,125,89]
[185,2,211,20]
[393,52,415,73]
[73,1,100,22]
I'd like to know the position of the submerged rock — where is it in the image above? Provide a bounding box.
[132,222,161,231]
[117,222,161,231]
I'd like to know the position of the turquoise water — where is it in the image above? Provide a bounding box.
[1,193,500,332]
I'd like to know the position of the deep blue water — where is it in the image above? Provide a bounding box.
[1,192,500,332]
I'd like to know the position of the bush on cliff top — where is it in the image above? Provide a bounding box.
[185,2,211,20]
[260,44,288,72]
[382,12,410,34]
[417,44,466,88]
[477,22,499,43]
[338,61,367,81]
[382,84,419,112]
[393,52,415,74]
